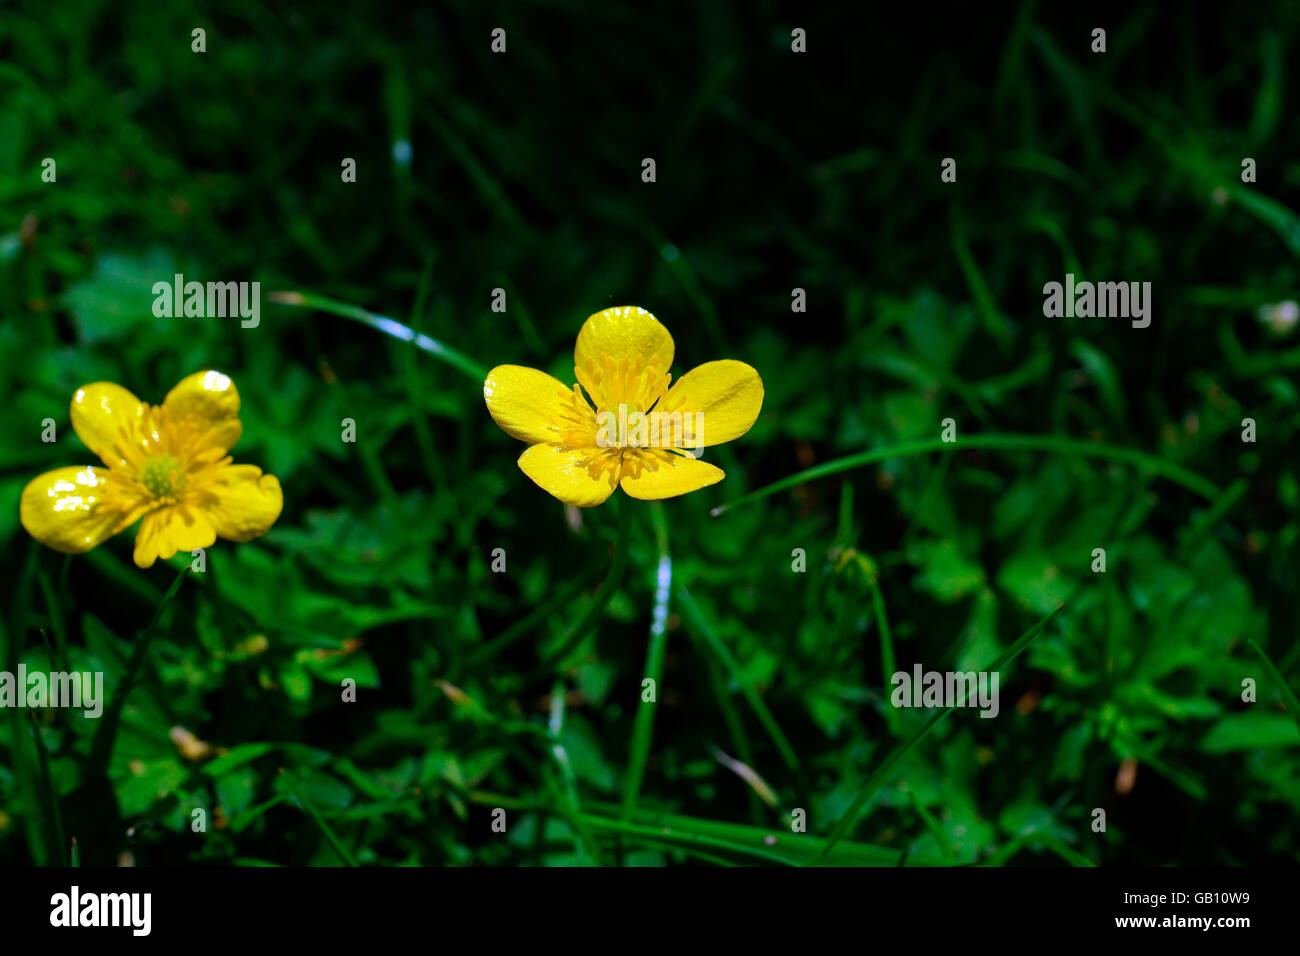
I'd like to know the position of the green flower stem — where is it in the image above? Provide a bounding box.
[712,433,1222,517]
[37,570,71,676]
[321,373,400,513]
[546,680,605,864]
[1246,638,1300,735]
[537,497,630,669]
[27,712,67,864]
[89,565,189,774]
[459,789,950,866]
[397,261,451,497]
[2,542,47,864]
[866,564,899,736]
[1178,478,1248,557]
[621,503,672,821]
[676,583,801,772]
[463,572,594,672]
[278,769,358,867]
[269,290,489,382]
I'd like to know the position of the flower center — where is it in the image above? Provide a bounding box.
[574,352,673,446]
[139,454,185,499]
[600,403,643,448]
[593,402,703,450]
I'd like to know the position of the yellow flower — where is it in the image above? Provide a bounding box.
[484,306,763,506]
[20,371,284,568]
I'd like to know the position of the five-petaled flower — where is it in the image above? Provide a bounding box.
[483,306,763,506]
[20,371,284,568]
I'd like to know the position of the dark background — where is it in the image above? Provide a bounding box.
[1,0,1299,866]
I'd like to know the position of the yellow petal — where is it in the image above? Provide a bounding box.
[20,465,124,554]
[131,509,205,567]
[484,365,585,445]
[658,359,763,447]
[71,383,146,467]
[133,505,217,568]
[575,306,674,372]
[202,465,284,542]
[164,370,242,452]
[619,451,725,500]
[517,443,620,508]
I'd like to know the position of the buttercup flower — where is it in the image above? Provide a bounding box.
[484,306,763,506]
[20,371,284,568]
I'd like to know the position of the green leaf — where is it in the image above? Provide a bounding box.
[1202,713,1300,753]
[912,539,985,603]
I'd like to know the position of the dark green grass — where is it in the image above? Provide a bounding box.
[2,0,1300,866]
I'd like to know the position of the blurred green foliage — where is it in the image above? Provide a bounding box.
[2,1,1300,866]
